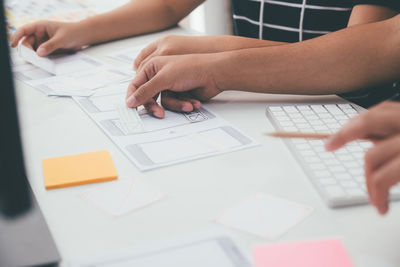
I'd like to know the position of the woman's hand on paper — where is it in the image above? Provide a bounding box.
[11,21,86,57]
[325,101,400,215]
[126,53,222,118]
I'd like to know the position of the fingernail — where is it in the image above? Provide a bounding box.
[182,104,193,112]
[37,47,46,57]
[154,110,164,118]
[126,95,138,107]
[324,138,333,150]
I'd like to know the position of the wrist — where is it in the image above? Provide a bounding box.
[209,51,238,92]
[77,18,99,45]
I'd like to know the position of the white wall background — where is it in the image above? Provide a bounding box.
[186,0,232,35]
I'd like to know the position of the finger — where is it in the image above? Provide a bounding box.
[126,69,152,107]
[364,135,400,206]
[133,43,157,70]
[369,155,400,215]
[21,35,36,50]
[132,73,169,108]
[364,135,400,173]
[36,36,62,56]
[143,98,165,119]
[137,54,156,73]
[11,23,39,47]
[160,91,195,112]
[179,95,202,110]
[325,113,368,151]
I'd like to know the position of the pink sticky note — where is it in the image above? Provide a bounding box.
[253,239,354,267]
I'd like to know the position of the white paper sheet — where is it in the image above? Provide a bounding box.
[107,46,146,64]
[216,193,313,240]
[81,177,165,217]
[24,66,132,97]
[73,89,258,171]
[70,230,252,267]
[18,43,103,75]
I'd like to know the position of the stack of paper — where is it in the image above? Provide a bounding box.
[15,44,133,97]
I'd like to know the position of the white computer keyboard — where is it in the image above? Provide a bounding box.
[266,102,400,207]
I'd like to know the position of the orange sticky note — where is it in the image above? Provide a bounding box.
[42,150,118,189]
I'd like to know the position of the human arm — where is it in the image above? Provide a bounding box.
[325,101,400,215]
[126,14,400,116]
[133,3,399,70]
[11,0,203,56]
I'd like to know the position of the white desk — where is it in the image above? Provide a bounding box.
[15,27,400,267]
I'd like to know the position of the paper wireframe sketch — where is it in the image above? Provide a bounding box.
[107,46,146,64]
[73,89,258,171]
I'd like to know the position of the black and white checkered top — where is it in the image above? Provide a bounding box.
[231,0,400,43]
[231,0,400,107]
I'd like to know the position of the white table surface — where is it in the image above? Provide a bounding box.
[14,27,400,267]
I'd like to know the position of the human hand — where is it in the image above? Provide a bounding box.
[134,35,218,71]
[11,20,87,57]
[325,101,400,214]
[126,53,223,118]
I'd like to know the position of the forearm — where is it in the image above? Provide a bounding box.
[78,0,201,45]
[214,15,400,95]
[203,35,286,52]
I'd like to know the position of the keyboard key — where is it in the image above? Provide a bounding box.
[338,104,352,110]
[297,105,311,111]
[291,139,307,144]
[346,188,366,198]
[306,115,319,121]
[354,176,364,183]
[349,169,364,176]
[283,106,298,113]
[329,166,346,172]
[273,110,287,116]
[335,173,352,180]
[288,113,303,119]
[295,143,311,150]
[340,180,358,188]
[325,185,346,198]
[309,163,325,170]
[300,150,316,157]
[343,162,358,168]
[269,106,283,111]
[338,155,352,161]
[315,170,330,176]
[320,178,337,185]
[305,156,321,163]
[311,105,328,113]
[280,121,295,127]
[284,126,297,131]
[325,105,344,115]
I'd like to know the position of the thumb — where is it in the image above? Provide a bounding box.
[36,37,61,57]
[127,72,168,108]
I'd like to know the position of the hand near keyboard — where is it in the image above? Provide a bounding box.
[325,101,400,214]
[11,21,86,57]
[126,53,222,118]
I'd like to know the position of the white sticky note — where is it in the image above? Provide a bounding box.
[81,177,165,217]
[18,42,56,74]
[18,42,102,75]
[215,193,313,239]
